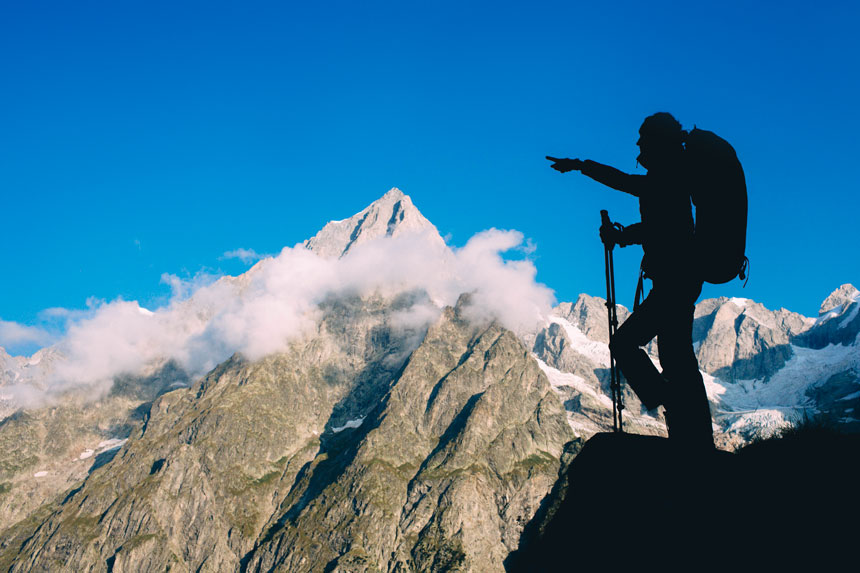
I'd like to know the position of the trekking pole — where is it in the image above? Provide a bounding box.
[600,210,624,433]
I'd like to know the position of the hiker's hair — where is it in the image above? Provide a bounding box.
[640,112,685,147]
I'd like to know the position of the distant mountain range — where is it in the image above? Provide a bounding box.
[1,189,857,571]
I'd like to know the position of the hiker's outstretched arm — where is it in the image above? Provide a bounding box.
[580,160,644,197]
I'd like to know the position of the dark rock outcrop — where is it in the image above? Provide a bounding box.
[511,430,859,570]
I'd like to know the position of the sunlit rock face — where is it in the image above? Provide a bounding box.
[5,296,573,572]
[692,297,812,381]
[303,187,445,259]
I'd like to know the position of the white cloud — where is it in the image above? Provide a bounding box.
[0,319,55,348]
[520,238,537,255]
[222,248,267,264]
[160,270,220,301]
[4,227,555,408]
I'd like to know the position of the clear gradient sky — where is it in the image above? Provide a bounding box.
[2,1,858,354]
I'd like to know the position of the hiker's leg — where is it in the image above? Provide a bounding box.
[657,281,713,448]
[610,291,667,410]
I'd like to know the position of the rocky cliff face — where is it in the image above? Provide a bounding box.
[244,299,573,572]
[4,296,572,572]
[693,297,812,380]
[1,190,858,571]
[0,360,188,541]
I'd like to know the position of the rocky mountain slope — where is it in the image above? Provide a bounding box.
[1,189,857,570]
[3,295,573,571]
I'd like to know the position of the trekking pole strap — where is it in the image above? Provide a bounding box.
[740,256,750,287]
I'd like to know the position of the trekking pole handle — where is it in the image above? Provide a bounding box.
[600,210,616,250]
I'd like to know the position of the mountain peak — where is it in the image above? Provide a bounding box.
[304,188,444,258]
[819,283,859,316]
[382,187,405,200]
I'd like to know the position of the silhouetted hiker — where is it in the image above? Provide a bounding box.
[548,113,714,450]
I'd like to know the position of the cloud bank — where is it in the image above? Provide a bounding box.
[2,228,555,408]
[0,319,55,350]
[221,248,268,264]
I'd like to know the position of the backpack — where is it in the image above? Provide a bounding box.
[685,128,748,284]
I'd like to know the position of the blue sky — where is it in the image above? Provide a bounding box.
[1,0,858,354]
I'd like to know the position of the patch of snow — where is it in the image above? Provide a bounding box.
[839,390,860,401]
[332,417,365,433]
[846,408,854,413]
[816,307,843,324]
[703,339,860,439]
[96,438,127,452]
[711,343,858,414]
[535,359,586,388]
[548,316,610,366]
[839,303,859,329]
[533,355,613,409]
[565,413,602,437]
[79,449,94,460]
[702,371,727,402]
[713,405,811,416]
[729,297,748,308]
[720,408,798,439]
[736,310,766,327]
[33,471,48,478]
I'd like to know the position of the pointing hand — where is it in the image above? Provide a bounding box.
[546,156,584,173]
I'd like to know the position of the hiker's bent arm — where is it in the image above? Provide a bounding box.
[618,222,644,246]
[580,160,644,197]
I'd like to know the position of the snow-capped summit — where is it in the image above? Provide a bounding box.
[801,283,860,349]
[819,283,859,316]
[303,188,444,258]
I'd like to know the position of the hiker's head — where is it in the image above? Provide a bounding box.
[637,112,685,169]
